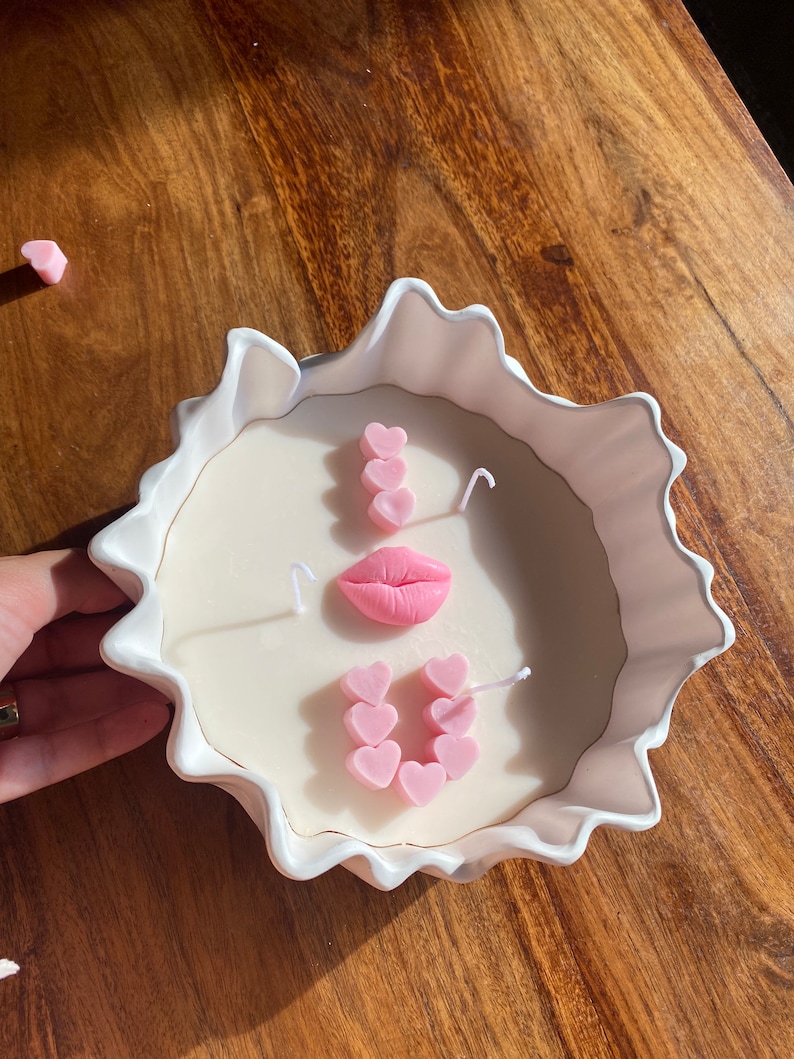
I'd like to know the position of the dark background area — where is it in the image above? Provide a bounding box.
[684,0,793,177]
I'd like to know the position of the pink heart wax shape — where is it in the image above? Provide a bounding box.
[427,734,480,780]
[340,661,392,705]
[423,694,477,738]
[20,240,68,285]
[344,701,399,747]
[347,740,401,790]
[392,760,447,807]
[361,456,407,495]
[368,487,416,533]
[420,653,470,698]
[360,422,407,461]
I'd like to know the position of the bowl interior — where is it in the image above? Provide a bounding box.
[155,385,627,848]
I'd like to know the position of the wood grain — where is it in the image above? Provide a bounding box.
[1,0,792,1056]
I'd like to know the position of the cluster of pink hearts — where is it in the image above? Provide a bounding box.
[342,427,478,807]
[359,422,416,533]
[341,656,480,808]
[338,423,528,803]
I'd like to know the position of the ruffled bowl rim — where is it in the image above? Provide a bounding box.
[90,278,734,890]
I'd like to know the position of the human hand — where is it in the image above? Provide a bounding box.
[0,549,171,803]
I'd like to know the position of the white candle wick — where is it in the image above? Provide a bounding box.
[457,467,496,512]
[468,666,531,695]
[291,562,318,613]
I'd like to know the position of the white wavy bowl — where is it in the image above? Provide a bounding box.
[89,278,734,890]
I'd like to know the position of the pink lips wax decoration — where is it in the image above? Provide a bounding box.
[337,546,451,626]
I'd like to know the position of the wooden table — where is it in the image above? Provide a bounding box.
[2,1,792,1055]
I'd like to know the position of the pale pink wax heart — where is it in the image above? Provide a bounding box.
[368,487,416,534]
[420,653,470,698]
[340,661,392,705]
[20,239,68,285]
[360,422,408,461]
[423,694,477,738]
[427,734,480,780]
[360,456,407,495]
[344,701,399,747]
[392,760,447,806]
[346,740,401,789]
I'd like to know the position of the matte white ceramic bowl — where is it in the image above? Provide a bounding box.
[90,278,734,890]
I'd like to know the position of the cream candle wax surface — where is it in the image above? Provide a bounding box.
[156,384,626,847]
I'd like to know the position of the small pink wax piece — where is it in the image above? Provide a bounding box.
[423,694,477,739]
[392,760,447,807]
[343,701,399,747]
[426,734,480,780]
[360,422,407,461]
[20,240,68,285]
[420,654,471,698]
[360,455,407,495]
[338,547,451,626]
[346,740,401,790]
[368,487,416,533]
[340,661,392,705]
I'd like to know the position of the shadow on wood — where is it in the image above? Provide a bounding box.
[0,264,45,306]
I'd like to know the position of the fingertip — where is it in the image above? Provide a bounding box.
[58,549,131,613]
[88,699,173,771]
[0,700,174,804]
[127,700,173,747]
